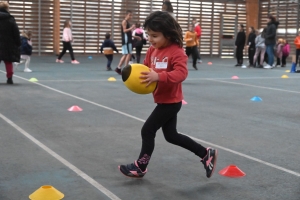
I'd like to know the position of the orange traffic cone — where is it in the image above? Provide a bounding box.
[219,165,246,178]
[68,105,83,112]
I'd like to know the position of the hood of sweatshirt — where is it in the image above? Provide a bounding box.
[268,21,279,29]
[0,8,10,20]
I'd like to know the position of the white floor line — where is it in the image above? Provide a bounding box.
[2,71,299,178]
[38,79,118,82]
[205,78,300,94]
[0,113,121,200]
[186,76,300,80]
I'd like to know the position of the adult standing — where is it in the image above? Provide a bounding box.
[0,1,21,84]
[192,18,202,63]
[235,24,246,66]
[263,15,279,69]
[247,27,256,67]
[162,1,176,20]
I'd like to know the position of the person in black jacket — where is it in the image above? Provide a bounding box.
[235,24,246,66]
[0,1,21,84]
[264,15,279,69]
[247,27,256,67]
[100,33,118,71]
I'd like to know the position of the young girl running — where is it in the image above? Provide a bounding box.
[118,11,218,179]
[56,19,79,64]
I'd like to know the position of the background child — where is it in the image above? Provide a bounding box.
[100,33,118,71]
[294,31,300,69]
[275,38,284,67]
[56,19,79,64]
[235,24,246,66]
[253,28,266,68]
[118,11,218,179]
[281,39,290,67]
[132,22,147,63]
[247,26,256,67]
[15,30,33,72]
[184,23,199,70]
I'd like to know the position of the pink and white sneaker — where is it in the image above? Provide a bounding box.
[201,147,218,178]
[71,60,80,64]
[56,59,64,63]
[118,161,147,178]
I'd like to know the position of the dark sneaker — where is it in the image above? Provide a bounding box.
[7,78,13,84]
[119,161,147,178]
[107,67,112,71]
[235,64,241,67]
[193,65,198,70]
[115,67,122,75]
[201,148,218,178]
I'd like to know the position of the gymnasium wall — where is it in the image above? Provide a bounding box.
[7,0,300,57]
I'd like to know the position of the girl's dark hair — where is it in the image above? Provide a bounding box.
[63,19,71,28]
[136,22,141,28]
[144,11,183,47]
[105,32,111,39]
[162,2,173,13]
[240,24,244,31]
[268,15,276,23]
[250,26,255,33]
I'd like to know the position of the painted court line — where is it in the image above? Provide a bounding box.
[3,71,299,178]
[205,78,300,94]
[21,76,300,82]
[0,113,121,200]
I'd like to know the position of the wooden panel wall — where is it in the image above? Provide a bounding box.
[7,0,246,56]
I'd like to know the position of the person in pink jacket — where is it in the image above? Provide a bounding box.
[56,19,79,64]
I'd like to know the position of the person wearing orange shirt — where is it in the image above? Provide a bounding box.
[184,24,199,70]
[294,31,300,68]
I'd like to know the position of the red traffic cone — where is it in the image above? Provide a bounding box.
[219,165,246,178]
[68,106,83,112]
[182,100,188,105]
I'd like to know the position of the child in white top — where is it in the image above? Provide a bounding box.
[56,20,79,64]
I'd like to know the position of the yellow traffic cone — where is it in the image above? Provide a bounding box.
[29,185,64,200]
[108,77,116,81]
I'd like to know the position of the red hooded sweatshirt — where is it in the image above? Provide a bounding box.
[144,44,188,103]
[194,23,202,40]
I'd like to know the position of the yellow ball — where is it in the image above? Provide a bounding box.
[122,64,157,94]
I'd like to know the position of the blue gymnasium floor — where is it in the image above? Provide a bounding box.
[0,54,299,200]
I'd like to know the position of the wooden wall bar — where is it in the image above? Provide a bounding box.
[246,0,259,30]
[53,0,60,55]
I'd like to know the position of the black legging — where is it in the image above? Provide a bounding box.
[105,55,113,68]
[186,46,198,66]
[236,45,244,64]
[296,49,300,66]
[135,45,143,63]
[137,102,207,171]
[248,46,255,65]
[58,41,75,60]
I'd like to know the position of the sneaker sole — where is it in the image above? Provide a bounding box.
[118,166,144,179]
[208,149,218,178]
